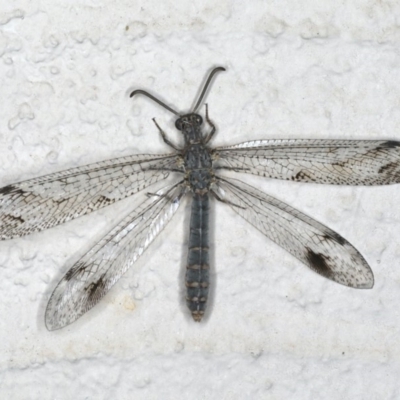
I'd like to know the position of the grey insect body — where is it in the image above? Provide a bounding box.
[177,113,214,320]
[2,67,400,330]
[186,193,210,320]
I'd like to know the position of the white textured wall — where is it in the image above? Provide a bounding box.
[1,1,400,399]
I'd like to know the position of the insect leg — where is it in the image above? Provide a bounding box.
[210,187,245,209]
[203,104,216,143]
[152,118,181,151]
[146,180,185,201]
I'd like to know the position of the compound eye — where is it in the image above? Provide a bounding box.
[196,115,203,125]
[175,118,183,131]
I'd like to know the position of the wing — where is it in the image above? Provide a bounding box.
[214,139,400,185]
[0,153,180,239]
[45,182,186,330]
[214,177,373,289]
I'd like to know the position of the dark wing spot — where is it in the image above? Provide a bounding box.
[306,248,333,278]
[293,171,302,180]
[64,264,85,281]
[323,232,346,246]
[332,161,346,167]
[64,269,76,281]
[5,214,25,224]
[293,170,313,181]
[86,275,107,304]
[380,140,400,148]
[84,195,115,211]
[378,161,400,174]
[0,185,18,195]
[97,195,114,206]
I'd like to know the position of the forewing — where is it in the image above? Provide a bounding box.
[45,182,186,330]
[0,154,180,239]
[215,139,400,185]
[214,177,374,288]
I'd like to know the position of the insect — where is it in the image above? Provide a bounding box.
[1,67,400,330]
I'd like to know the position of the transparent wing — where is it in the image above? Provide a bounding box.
[214,177,374,288]
[214,139,400,185]
[45,182,186,330]
[0,153,180,239]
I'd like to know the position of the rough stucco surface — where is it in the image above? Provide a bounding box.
[1,1,400,399]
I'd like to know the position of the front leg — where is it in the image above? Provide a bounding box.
[203,104,216,143]
[152,118,181,151]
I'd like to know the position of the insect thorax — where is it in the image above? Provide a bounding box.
[184,144,213,194]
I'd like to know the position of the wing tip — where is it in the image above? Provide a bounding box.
[355,277,374,289]
[338,268,374,290]
[44,314,64,331]
[45,309,77,331]
[45,293,75,331]
[45,308,65,331]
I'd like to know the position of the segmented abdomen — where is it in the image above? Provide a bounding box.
[186,193,210,321]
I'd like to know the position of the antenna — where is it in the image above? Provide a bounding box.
[130,90,180,116]
[130,66,226,116]
[191,66,226,113]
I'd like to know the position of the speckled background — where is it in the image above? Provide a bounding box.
[1,1,400,399]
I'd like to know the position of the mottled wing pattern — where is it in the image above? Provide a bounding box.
[0,154,180,239]
[214,139,400,185]
[214,177,374,289]
[45,182,186,330]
